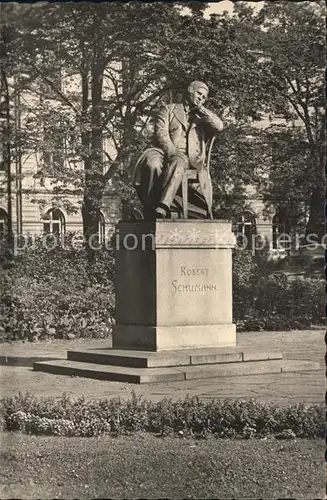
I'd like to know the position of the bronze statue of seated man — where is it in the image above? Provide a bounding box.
[132,80,223,220]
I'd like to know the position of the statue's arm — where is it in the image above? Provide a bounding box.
[154,105,176,157]
[197,106,224,135]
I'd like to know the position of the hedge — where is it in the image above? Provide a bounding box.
[0,392,324,439]
[232,250,325,332]
[0,235,115,342]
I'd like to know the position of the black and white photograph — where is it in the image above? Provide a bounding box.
[0,1,325,498]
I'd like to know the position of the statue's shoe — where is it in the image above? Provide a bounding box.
[154,206,167,219]
[128,207,144,220]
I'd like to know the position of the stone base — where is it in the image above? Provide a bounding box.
[113,220,236,351]
[33,346,320,384]
[113,324,236,351]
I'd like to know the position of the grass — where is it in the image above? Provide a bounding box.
[0,432,324,499]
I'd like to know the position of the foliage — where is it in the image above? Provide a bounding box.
[232,249,325,331]
[211,1,325,234]
[232,249,255,288]
[211,125,268,220]
[259,127,312,232]
[0,235,115,341]
[1,2,325,239]
[2,3,212,237]
[254,1,325,236]
[1,392,324,439]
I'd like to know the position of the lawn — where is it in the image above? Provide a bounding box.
[0,432,324,499]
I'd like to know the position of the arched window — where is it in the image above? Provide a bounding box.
[272,213,291,250]
[236,211,256,251]
[0,208,8,236]
[99,212,105,244]
[43,208,65,235]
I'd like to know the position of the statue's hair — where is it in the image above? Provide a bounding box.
[187,81,209,93]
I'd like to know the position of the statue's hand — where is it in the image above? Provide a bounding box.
[196,104,206,114]
[192,105,223,132]
[190,104,208,120]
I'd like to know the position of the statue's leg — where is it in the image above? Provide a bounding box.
[187,182,209,218]
[157,154,189,215]
[169,182,209,219]
[135,150,164,218]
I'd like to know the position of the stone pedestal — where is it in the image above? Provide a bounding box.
[113,220,236,351]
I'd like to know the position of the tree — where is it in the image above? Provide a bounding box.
[3,1,324,244]
[237,1,325,238]
[259,126,313,233]
[199,1,324,237]
[2,3,193,242]
[0,3,33,243]
[5,1,265,241]
[0,18,12,242]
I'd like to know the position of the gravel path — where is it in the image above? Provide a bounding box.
[0,330,324,406]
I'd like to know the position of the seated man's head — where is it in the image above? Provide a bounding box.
[186,81,209,107]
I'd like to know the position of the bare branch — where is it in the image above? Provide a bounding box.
[284,76,307,122]
[132,86,166,115]
[28,61,81,116]
[103,149,124,182]
[138,94,162,133]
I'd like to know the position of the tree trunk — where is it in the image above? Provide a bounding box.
[82,169,105,244]
[81,55,105,249]
[305,147,325,240]
[305,183,325,240]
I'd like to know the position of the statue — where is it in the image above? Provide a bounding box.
[132,81,223,220]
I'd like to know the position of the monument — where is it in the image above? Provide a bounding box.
[34,81,320,382]
[113,81,236,351]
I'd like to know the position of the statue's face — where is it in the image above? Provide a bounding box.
[188,86,208,107]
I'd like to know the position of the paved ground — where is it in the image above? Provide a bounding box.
[0,330,324,406]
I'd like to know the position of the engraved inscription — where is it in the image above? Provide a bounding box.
[172,280,218,293]
[172,266,218,293]
[180,266,209,276]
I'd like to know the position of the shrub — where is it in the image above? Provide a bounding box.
[0,392,324,439]
[0,235,115,342]
[232,249,325,331]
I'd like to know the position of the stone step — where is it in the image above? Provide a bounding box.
[33,359,320,384]
[181,359,320,381]
[67,347,283,369]
[34,360,185,384]
[279,359,322,373]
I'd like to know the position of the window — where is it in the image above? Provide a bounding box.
[236,211,256,251]
[272,214,291,250]
[43,148,64,169]
[43,125,65,170]
[0,208,8,236]
[43,208,65,236]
